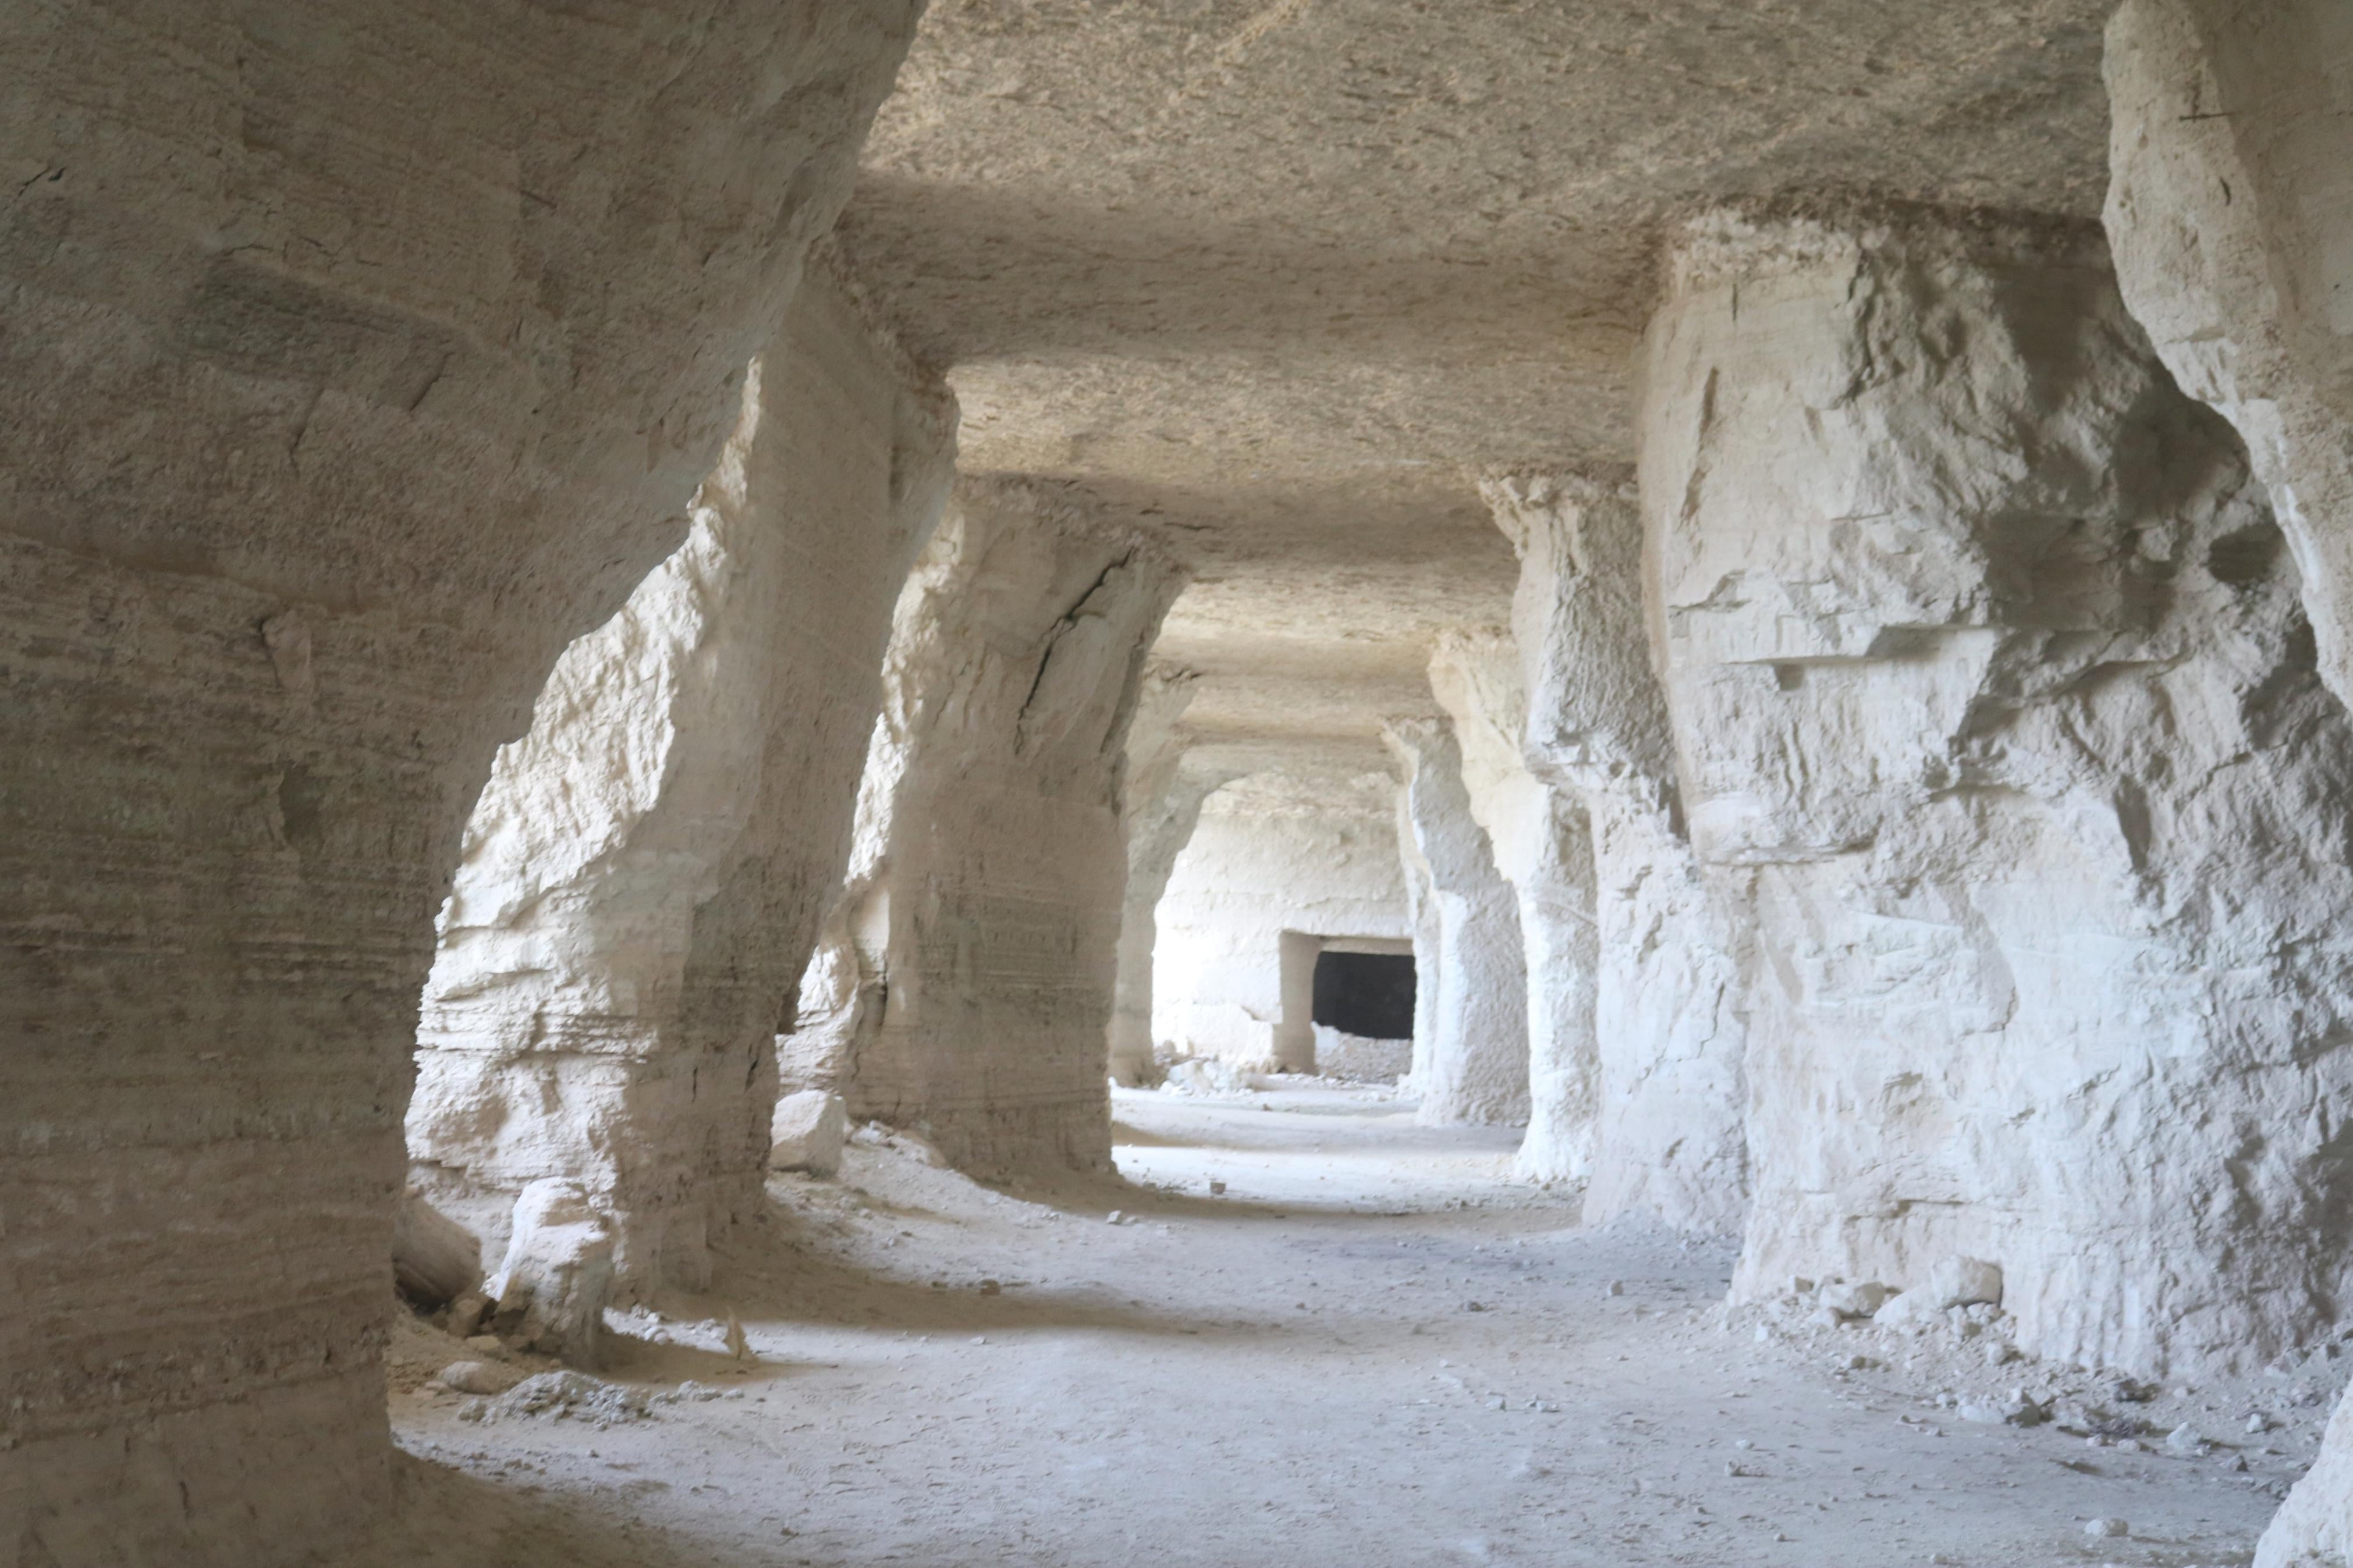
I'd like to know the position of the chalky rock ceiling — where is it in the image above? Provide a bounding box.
[840,0,2119,770]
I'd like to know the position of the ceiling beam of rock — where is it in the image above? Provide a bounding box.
[837,0,2120,783]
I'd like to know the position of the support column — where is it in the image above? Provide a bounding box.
[0,4,922,1560]
[1107,671,1235,1085]
[1482,474,1752,1232]
[1645,208,2353,1377]
[408,261,956,1296]
[1426,632,1600,1183]
[837,478,1186,1172]
[1383,719,1530,1127]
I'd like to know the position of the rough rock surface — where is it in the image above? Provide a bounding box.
[0,5,921,1560]
[810,477,1184,1172]
[1383,719,1530,1128]
[409,264,955,1295]
[1487,474,1752,1233]
[1426,632,1599,1182]
[1645,209,2353,1377]
[1153,770,1410,1069]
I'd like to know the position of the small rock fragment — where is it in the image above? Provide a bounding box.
[1818,1281,1891,1320]
[1107,1210,1123,1225]
[768,1090,848,1177]
[439,1360,503,1395]
[2083,1517,2129,1539]
[978,1278,1002,1296]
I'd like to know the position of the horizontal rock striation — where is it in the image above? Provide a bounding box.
[0,2,924,1560]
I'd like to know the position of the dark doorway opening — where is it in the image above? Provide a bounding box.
[1312,950,1415,1040]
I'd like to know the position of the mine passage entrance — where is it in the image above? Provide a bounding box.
[1312,950,1415,1040]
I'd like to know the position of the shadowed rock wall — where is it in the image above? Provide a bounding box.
[0,3,922,1560]
[407,262,955,1297]
[831,478,1184,1172]
[1646,209,2353,1378]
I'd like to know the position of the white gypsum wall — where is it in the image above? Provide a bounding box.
[1153,769,1410,1069]
[409,260,954,1295]
[1645,207,2353,1379]
[1484,473,1753,1233]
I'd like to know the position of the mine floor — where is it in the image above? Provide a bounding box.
[371,1082,2315,1566]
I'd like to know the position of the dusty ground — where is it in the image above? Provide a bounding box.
[365,1082,2336,1566]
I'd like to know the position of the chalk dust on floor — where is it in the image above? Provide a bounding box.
[361,1081,2316,1567]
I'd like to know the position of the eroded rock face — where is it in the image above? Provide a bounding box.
[1484,475,1752,1231]
[1152,770,1411,1069]
[1383,719,1531,1127]
[408,264,955,1297]
[0,5,922,1559]
[1426,632,1599,1182]
[1645,210,2353,1377]
[821,478,1184,1172]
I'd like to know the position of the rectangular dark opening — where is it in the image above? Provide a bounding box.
[1311,950,1415,1041]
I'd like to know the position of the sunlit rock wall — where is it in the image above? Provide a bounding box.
[409,262,954,1295]
[1645,208,2353,1378]
[1153,770,1411,1069]
[1383,718,1531,1127]
[829,478,1184,1172]
[1478,475,1756,1229]
[0,3,922,1559]
[1426,632,1599,1182]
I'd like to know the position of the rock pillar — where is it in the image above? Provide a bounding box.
[1107,671,1235,1085]
[408,262,956,1295]
[1645,208,2353,1377]
[833,478,1186,1172]
[1484,474,1752,1232]
[1426,632,1600,1182]
[0,3,921,1559]
[1383,719,1531,1127]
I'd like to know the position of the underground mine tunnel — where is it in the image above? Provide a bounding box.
[6,2,2353,1565]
